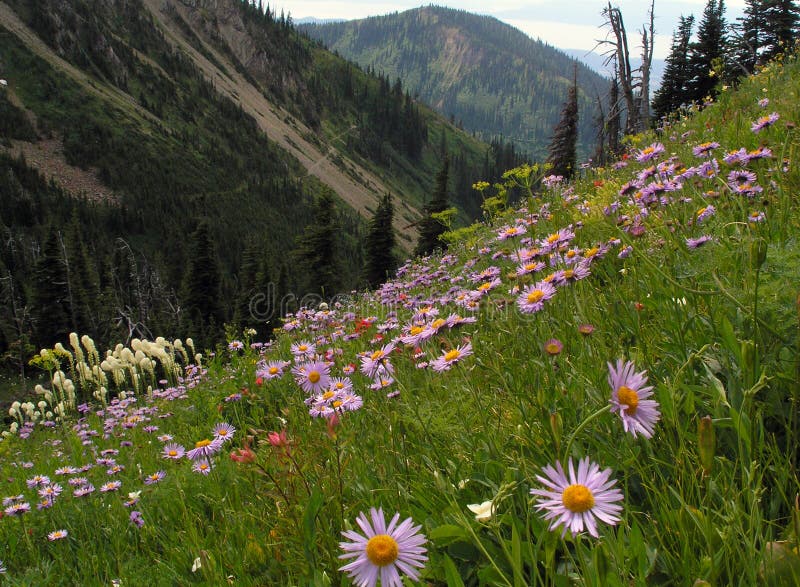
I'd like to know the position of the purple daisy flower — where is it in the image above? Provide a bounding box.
[517,281,557,313]
[4,502,31,516]
[144,471,166,485]
[192,460,212,475]
[99,481,122,493]
[692,141,720,157]
[212,422,236,443]
[696,205,716,224]
[130,510,145,528]
[751,112,779,133]
[531,457,623,538]
[293,360,332,395]
[162,443,185,460]
[431,343,474,372]
[634,142,666,163]
[359,344,396,379]
[608,359,661,438]
[339,507,428,586]
[686,235,714,249]
[257,360,289,380]
[186,438,224,461]
[47,529,68,541]
[73,484,95,497]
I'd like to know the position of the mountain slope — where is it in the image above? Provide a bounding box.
[0,0,511,353]
[301,6,609,159]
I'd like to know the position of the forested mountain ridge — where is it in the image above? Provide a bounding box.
[0,0,521,359]
[301,5,609,159]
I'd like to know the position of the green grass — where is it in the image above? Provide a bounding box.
[2,54,800,586]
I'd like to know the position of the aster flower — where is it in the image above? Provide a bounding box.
[257,359,290,380]
[162,443,185,460]
[4,502,31,516]
[692,141,720,157]
[751,112,779,133]
[517,281,557,313]
[531,457,623,538]
[100,481,122,493]
[431,343,474,372]
[47,529,68,541]
[192,460,212,475]
[696,205,716,224]
[748,210,766,223]
[212,422,236,443]
[544,339,563,356]
[290,341,316,358]
[144,471,166,485]
[293,360,332,394]
[73,484,95,497]
[339,507,428,587]
[634,142,665,163]
[359,344,396,379]
[26,475,50,488]
[186,438,224,461]
[130,510,145,528]
[686,235,713,249]
[608,359,661,438]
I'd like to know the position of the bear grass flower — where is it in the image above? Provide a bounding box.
[608,359,661,438]
[339,507,427,587]
[531,457,623,538]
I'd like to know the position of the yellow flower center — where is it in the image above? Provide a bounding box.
[322,391,335,401]
[524,263,538,271]
[697,207,706,217]
[335,382,345,389]
[563,269,575,279]
[545,343,561,355]
[527,290,544,304]
[547,233,560,244]
[168,450,178,457]
[566,250,576,258]
[298,345,308,352]
[371,350,384,360]
[617,385,639,414]
[431,319,446,330]
[195,439,212,448]
[365,534,399,566]
[584,247,599,257]
[308,371,321,384]
[332,400,343,408]
[562,484,595,513]
[444,349,461,362]
[269,367,279,375]
[642,146,654,155]
[410,326,424,336]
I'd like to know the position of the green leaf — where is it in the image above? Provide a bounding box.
[302,486,325,564]
[442,555,467,587]
[429,524,471,545]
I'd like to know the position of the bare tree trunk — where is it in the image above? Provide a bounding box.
[603,3,638,134]
[639,0,655,130]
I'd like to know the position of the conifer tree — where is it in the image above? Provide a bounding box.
[653,15,696,119]
[233,238,261,329]
[180,222,224,343]
[31,231,72,347]
[761,0,799,60]
[363,193,398,287]
[294,189,341,297]
[546,69,579,179]
[415,157,450,257]
[686,0,727,104]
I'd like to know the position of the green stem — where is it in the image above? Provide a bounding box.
[563,404,612,459]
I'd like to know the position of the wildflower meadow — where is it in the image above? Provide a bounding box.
[2,53,800,586]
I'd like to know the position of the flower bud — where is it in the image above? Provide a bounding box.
[698,416,715,475]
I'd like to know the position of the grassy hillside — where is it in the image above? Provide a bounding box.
[301,5,609,159]
[0,50,799,585]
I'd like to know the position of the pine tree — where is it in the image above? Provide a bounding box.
[546,69,579,179]
[733,1,770,73]
[31,231,72,347]
[180,222,224,344]
[363,193,398,287]
[652,15,695,119]
[761,0,800,60]
[233,238,261,329]
[294,189,341,297]
[415,157,450,257]
[686,0,727,104]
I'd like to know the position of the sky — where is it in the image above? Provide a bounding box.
[273,1,746,59]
